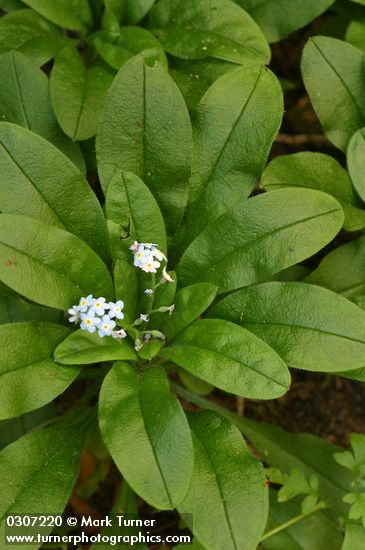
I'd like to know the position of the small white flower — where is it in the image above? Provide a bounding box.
[92,297,109,316]
[144,288,154,295]
[80,309,101,333]
[141,255,160,273]
[151,247,167,262]
[143,242,158,249]
[108,300,125,319]
[162,266,174,283]
[79,294,93,312]
[112,329,127,339]
[68,305,80,324]
[140,313,149,323]
[134,246,151,268]
[98,315,116,338]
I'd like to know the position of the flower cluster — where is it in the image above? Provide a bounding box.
[129,241,167,273]
[68,295,126,339]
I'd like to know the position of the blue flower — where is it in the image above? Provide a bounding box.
[79,294,93,312]
[108,300,125,320]
[80,309,101,333]
[98,315,116,338]
[92,297,109,316]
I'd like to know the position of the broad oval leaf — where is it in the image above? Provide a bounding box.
[97,55,192,233]
[346,18,365,53]
[0,123,109,262]
[177,188,344,293]
[302,36,365,151]
[149,0,270,65]
[178,410,268,550]
[50,46,114,141]
[21,0,92,31]
[212,282,365,372]
[161,319,290,399]
[95,26,167,71]
[262,152,365,232]
[178,394,352,520]
[237,0,335,43]
[0,417,90,547]
[105,171,167,253]
[0,322,79,420]
[161,283,217,340]
[99,362,194,509]
[347,127,365,202]
[0,214,113,309]
[0,9,65,66]
[0,52,84,171]
[54,330,137,365]
[221,413,352,518]
[114,260,139,322]
[180,65,283,245]
[305,236,365,297]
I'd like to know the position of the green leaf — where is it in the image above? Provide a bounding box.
[182,397,351,518]
[301,36,365,151]
[97,55,192,234]
[21,0,92,31]
[346,18,365,53]
[0,417,90,545]
[305,236,365,297]
[148,272,177,328]
[50,46,114,141]
[177,188,344,293]
[0,9,65,66]
[261,491,343,550]
[212,282,365,372]
[262,152,365,232]
[0,404,57,450]
[178,410,268,550]
[334,434,365,479]
[161,283,217,340]
[114,260,139,322]
[161,319,290,399]
[342,522,365,550]
[149,0,270,65]
[236,0,335,43]
[54,330,137,365]
[347,128,365,202]
[0,322,79,420]
[0,214,113,309]
[0,295,61,324]
[179,65,283,245]
[123,0,155,24]
[95,26,167,71]
[99,362,193,509]
[0,52,84,171]
[105,171,167,253]
[170,58,237,111]
[0,123,109,262]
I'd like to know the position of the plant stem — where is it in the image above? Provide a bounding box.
[258,513,307,542]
